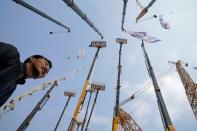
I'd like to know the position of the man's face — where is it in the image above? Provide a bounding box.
[30,58,50,79]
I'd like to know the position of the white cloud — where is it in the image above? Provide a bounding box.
[159,72,196,120]
[91,113,111,126]
[120,70,197,130]
[121,81,133,97]
[127,54,137,65]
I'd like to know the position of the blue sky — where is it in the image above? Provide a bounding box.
[0,0,197,131]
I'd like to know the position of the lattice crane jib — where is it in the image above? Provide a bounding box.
[119,108,142,131]
[175,60,197,119]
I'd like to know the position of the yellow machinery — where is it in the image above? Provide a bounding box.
[67,41,106,131]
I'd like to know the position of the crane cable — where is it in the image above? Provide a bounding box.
[136,12,173,23]
[120,65,174,107]
[127,66,175,115]
[120,81,152,107]
[136,15,157,23]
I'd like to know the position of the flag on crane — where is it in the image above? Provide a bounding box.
[125,30,161,43]
[159,15,170,29]
[135,12,172,30]
[77,49,86,59]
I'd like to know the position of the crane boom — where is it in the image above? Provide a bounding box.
[62,0,103,39]
[121,0,128,31]
[12,0,70,32]
[171,60,197,119]
[136,0,156,23]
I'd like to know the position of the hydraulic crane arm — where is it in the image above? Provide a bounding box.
[169,60,197,119]
[136,0,156,23]
[121,0,128,31]
[13,0,70,32]
[62,0,103,39]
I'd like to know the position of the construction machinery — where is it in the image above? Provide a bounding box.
[17,81,58,131]
[120,65,174,107]
[169,60,197,119]
[141,41,175,131]
[119,108,142,131]
[112,38,143,131]
[81,89,95,131]
[112,38,127,131]
[136,0,156,23]
[121,0,128,31]
[84,83,106,131]
[67,41,106,131]
[13,0,70,32]
[54,91,76,131]
[62,0,103,39]
[76,120,82,131]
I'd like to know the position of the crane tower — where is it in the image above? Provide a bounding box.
[173,60,197,119]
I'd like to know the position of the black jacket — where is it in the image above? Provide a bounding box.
[0,42,26,107]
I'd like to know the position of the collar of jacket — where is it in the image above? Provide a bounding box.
[16,62,27,85]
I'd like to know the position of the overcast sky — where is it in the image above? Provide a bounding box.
[0,0,197,131]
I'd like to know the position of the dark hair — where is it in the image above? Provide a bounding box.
[24,55,52,68]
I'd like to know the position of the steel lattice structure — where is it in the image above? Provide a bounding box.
[175,60,197,119]
[119,108,142,131]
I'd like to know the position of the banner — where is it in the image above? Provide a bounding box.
[159,15,170,29]
[126,31,161,43]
